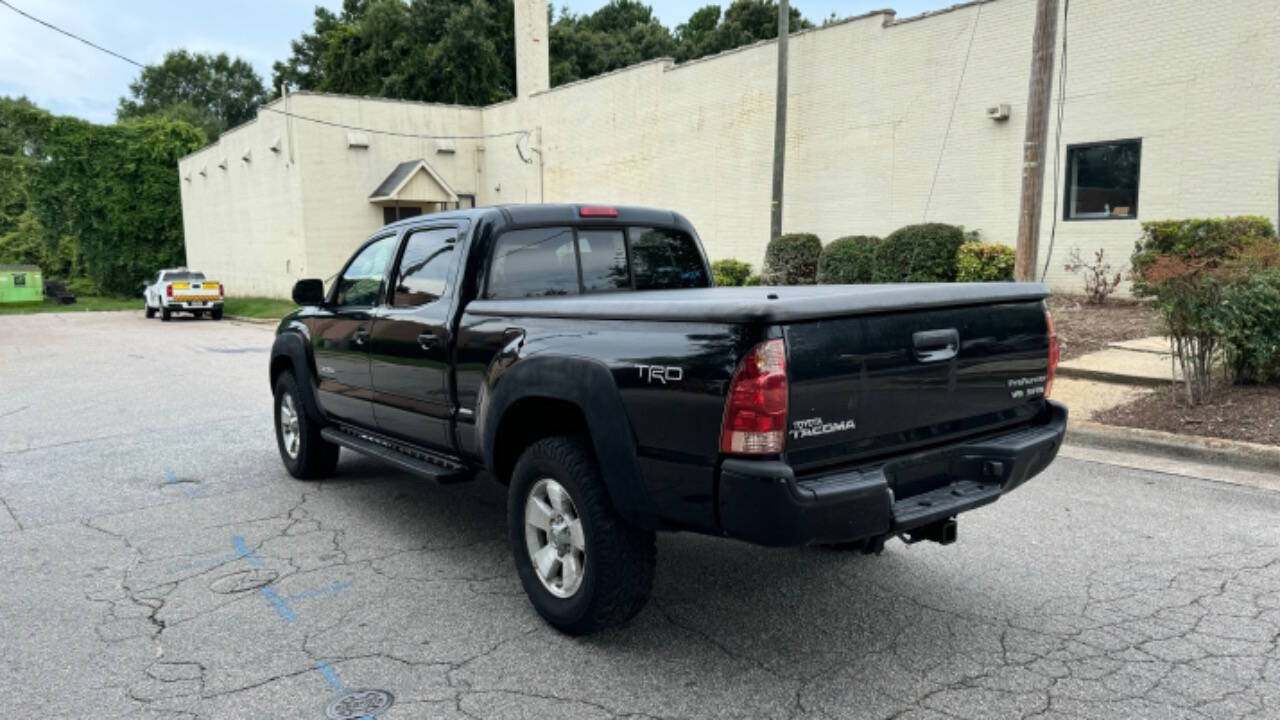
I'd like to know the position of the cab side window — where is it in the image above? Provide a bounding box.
[391,228,459,307]
[336,235,396,307]
[486,227,580,299]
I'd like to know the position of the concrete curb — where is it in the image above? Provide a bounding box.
[1066,419,1280,474]
[1056,366,1171,387]
[225,315,279,326]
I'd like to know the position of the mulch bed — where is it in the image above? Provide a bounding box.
[1047,294,1162,361]
[1095,383,1280,447]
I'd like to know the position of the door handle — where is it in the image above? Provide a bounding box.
[353,329,370,345]
[912,328,959,363]
[417,333,438,350]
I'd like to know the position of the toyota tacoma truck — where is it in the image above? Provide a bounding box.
[269,204,1066,635]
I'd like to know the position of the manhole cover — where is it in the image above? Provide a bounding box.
[326,689,394,719]
[208,568,278,594]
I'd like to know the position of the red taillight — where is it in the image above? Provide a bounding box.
[218,283,224,298]
[579,206,617,218]
[721,338,788,454]
[1045,310,1059,397]
[165,284,173,298]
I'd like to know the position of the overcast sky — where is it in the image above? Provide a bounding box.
[0,0,951,124]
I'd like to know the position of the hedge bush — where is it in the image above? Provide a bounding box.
[762,233,822,285]
[955,241,1015,282]
[816,235,880,284]
[711,258,752,286]
[873,223,966,282]
[1216,268,1280,384]
[1131,216,1276,297]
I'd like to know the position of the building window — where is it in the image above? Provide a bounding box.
[13,274,25,287]
[383,206,423,225]
[1065,139,1141,220]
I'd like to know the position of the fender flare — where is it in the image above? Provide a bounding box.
[479,355,656,529]
[269,331,325,423]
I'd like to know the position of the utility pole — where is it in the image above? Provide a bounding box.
[770,0,790,242]
[1014,0,1060,281]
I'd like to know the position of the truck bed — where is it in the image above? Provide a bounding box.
[465,283,1050,323]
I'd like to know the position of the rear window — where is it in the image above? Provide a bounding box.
[486,225,707,299]
[629,227,707,290]
[163,272,206,282]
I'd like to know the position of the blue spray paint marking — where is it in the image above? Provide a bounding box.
[166,469,197,498]
[287,581,351,603]
[315,661,375,720]
[260,586,298,622]
[315,660,347,694]
[232,535,263,567]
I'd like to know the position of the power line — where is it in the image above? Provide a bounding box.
[257,105,532,142]
[921,3,982,222]
[0,0,144,68]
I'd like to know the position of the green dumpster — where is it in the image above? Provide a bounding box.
[0,264,43,304]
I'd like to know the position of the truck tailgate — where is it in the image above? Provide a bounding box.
[170,280,221,303]
[783,300,1051,474]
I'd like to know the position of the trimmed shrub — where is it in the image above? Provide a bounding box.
[1130,215,1280,404]
[762,233,822,285]
[873,223,966,282]
[956,241,1016,282]
[711,258,752,287]
[816,235,880,284]
[1216,268,1280,384]
[1131,216,1276,297]
[744,274,763,286]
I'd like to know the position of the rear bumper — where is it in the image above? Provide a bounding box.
[716,400,1067,547]
[163,300,222,310]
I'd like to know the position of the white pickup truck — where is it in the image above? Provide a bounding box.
[143,268,224,321]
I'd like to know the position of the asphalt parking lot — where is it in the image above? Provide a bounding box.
[1,311,1278,719]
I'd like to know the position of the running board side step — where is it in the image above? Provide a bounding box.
[320,426,472,484]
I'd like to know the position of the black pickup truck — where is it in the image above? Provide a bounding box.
[269,204,1066,634]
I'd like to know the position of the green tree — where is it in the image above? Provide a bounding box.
[550,1,677,85]
[675,0,812,62]
[274,0,812,96]
[273,0,516,105]
[118,50,271,139]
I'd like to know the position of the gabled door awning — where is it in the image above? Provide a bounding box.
[369,159,458,205]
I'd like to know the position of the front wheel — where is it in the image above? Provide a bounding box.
[273,373,340,479]
[508,435,655,635]
[144,301,156,319]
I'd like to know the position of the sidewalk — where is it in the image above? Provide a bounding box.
[1053,335,1279,475]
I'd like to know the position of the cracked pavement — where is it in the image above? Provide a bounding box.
[1,311,1278,719]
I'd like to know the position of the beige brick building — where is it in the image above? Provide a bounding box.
[178,0,1280,297]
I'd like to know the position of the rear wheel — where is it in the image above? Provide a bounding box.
[160,306,171,322]
[273,372,340,479]
[211,307,223,320]
[508,435,655,635]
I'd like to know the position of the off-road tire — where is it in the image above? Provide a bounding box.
[273,372,340,480]
[508,435,656,635]
[160,306,171,322]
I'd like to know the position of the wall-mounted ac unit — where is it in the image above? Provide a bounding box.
[435,138,457,154]
[347,132,370,149]
[986,104,1011,121]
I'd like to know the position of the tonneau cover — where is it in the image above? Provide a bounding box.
[465,283,1050,324]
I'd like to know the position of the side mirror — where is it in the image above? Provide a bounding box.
[292,278,326,306]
